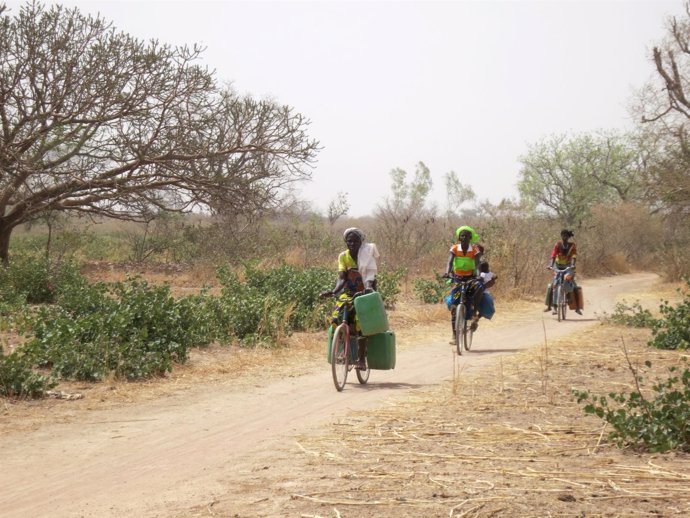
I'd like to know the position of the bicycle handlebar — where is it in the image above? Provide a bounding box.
[548,266,575,274]
[323,288,373,300]
[445,273,477,283]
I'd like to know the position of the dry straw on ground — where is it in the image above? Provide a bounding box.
[201,320,690,518]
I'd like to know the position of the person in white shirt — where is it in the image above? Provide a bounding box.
[479,261,496,290]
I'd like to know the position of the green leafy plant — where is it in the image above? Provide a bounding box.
[215,263,332,344]
[0,349,56,399]
[413,274,447,304]
[649,278,690,350]
[22,278,218,381]
[605,279,690,351]
[574,355,690,452]
[0,254,85,305]
[377,267,405,309]
[608,300,660,328]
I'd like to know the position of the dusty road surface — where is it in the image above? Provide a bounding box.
[0,273,659,517]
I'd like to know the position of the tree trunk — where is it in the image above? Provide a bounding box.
[0,222,12,267]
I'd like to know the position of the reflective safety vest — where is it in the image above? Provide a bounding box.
[450,243,481,276]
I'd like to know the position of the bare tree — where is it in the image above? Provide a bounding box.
[636,2,690,217]
[0,2,319,264]
[326,191,349,226]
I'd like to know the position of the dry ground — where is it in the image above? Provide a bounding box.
[173,281,689,518]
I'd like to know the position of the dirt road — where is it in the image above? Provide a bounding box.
[0,273,658,518]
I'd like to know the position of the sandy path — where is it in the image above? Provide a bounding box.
[0,273,657,518]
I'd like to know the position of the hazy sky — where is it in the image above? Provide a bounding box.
[4,0,685,216]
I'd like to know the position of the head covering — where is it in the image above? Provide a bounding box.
[343,227,365,243]
[455,225,480,244]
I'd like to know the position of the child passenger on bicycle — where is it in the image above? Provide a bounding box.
[443,226,484,344]
[477,260,497,321]
[320,227,379,370]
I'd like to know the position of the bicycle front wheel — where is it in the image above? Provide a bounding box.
[356,363,370,384]
[454,303,466,356]
[557,285,566,322]
[331,324,349,391]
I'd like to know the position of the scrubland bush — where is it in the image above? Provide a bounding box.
[0,254,83,304]
[574,361,690,453]
[413,276,446,304]
[22,278,218,381]
[215,263,332,344]
[0,348,55,398]
[608,278,690,351]
[576,279,690,452]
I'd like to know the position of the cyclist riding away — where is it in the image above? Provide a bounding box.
[444,226,484,344]
[545,229,582,315]
[320,227,380,370]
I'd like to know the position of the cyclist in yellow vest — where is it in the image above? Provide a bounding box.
[443,226,484,343]
[320,228,379,369]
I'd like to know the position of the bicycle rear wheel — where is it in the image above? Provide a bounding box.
[454,303,466,356]
[465,321,474,351]
[331,324,349,391]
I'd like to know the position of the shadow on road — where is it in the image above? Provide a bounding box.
[547,318,599,324]
[352,381,426,391]
[468,349,522,355]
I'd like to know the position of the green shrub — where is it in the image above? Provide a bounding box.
[0,255,85,305]
[377,267,405,309]
[23,278,218,381]
[242,262,333,330]
[606,279,690,351]
[215,263,333,345]
[649,279,690,350]
[413,274,447,304]
[608,301,660,328]
[573,361,690,452]
[0,349,56,399]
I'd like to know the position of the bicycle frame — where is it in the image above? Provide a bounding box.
[550,266,574,322]
[448,275,475,355]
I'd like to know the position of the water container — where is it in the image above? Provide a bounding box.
[366,331,396,370]
[326,325,357,364]
[478,292,495,320]
[544,284,552,307]
[567,291,577,310]
[575,286,584,311]
[353,291,389,336]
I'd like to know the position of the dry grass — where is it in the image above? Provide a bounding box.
[165,281,690,518]
[196,323,690,518]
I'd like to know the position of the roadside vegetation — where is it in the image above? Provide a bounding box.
[572,279,690,453]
